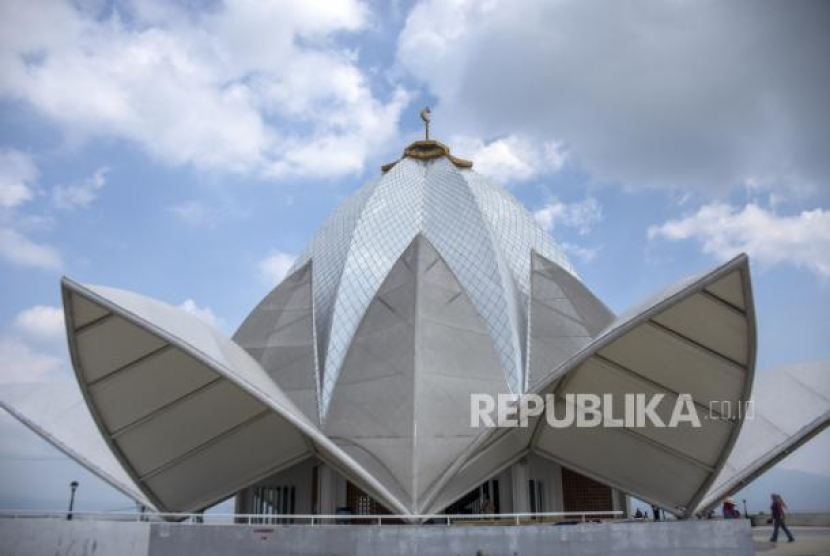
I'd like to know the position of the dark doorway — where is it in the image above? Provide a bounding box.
[345,482,395,523]
[561,467,613,512]
[443,479,500,515]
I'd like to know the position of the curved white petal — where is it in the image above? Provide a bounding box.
[531,254,756,516]
[323,236,511,511]
[0,381,154,509]
[234,261,320,426]
[696,360,830,514]
[424,255,756,517]
[60,277,410,516]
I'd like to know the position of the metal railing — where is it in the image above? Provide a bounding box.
[0,509,624,526]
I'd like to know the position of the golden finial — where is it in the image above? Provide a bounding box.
[380,107,472,172]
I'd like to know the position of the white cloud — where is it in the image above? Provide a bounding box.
[451,135,566,183]
[13,305,64,342]
[170,201,215,227]
[0,336,64,383]
[177,299,222,327]
[648,203,830,278]
[0,149,37,209]
[170,197,246,228]
[534,197,602,265]
[534,197,602,235]
[533,205,562,232]
[0,227,62,270]
[258,251,296,285]
[544,142,567,173]
[0,0,409,178]
[561,242,600,263]
[397,0,830,194]
[52,167,107,210]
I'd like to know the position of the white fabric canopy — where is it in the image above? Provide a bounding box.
[0,381,154,509]
[55,277,410,515]
[425,255,756,517]
[697,360,830,513]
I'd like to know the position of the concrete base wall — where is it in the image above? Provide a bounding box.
[0,520,151,556]
[0,519,753,556]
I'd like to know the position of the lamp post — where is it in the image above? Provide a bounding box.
[742,499,748,518]
[67,481,79,521]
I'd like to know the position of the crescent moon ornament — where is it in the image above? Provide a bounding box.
[420,107,431,140]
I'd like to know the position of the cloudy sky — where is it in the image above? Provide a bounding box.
[1,0,829,512]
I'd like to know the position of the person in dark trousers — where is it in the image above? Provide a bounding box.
[770,493,794,543]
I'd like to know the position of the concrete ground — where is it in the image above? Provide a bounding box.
[753,527,830,555]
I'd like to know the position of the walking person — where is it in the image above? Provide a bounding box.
[770,493,794,543]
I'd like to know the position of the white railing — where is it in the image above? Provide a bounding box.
[0,509,624,526]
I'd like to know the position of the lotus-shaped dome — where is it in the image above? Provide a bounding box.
[286,152,575,412]
[232,144,603,509]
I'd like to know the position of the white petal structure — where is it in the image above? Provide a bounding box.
[0,381,153,509]
[323,236,512,510]
[1,138,827,519]
[421,255,756,516]
[57,278,409,515]
[696,361,830,514]
[530,255,756,516]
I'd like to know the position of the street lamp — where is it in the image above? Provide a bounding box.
[67,481,79,521]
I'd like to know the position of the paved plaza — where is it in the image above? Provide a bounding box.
[753,527,830,556]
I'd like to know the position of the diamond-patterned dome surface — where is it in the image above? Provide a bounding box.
[290,156,574,414]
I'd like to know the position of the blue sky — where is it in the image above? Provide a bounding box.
[1,0,829,512]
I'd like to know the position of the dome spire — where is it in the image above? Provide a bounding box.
[382,107,473,172]
[420,107,431,140]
